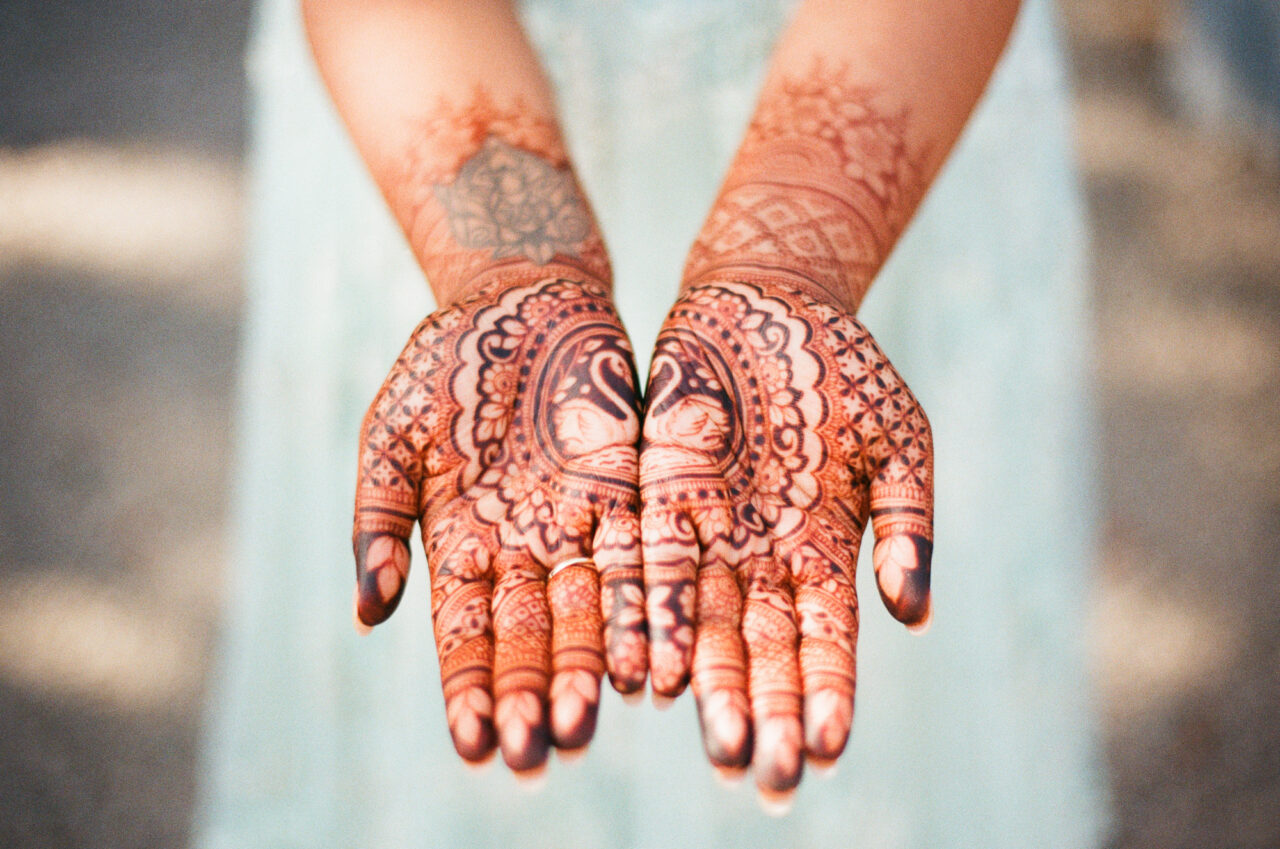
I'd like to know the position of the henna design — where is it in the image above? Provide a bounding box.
[644,68,933,795]
[640,278,933,793]
[389,90,611,305]
[683,65,923,312]
[355,278,646,772]
[435,137,593,265]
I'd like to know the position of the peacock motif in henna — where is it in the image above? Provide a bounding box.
[353,92,646,775]
[643,68,933,801]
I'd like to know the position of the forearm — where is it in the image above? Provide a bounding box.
[683,0,1021,311]
[303,0,609,307]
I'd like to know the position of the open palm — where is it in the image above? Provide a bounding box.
[640,277,933,796]
[354,277,646,772]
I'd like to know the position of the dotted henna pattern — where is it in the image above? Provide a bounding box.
[352,88,644,773]
[354,278,646,771]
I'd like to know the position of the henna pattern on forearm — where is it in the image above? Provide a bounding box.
[683,65,924,312]
[645,69,933,800]
[389,90,612,305]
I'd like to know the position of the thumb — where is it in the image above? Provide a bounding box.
[869,472,933,631]
[352,393,422,631]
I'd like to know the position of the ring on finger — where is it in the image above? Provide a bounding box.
[547,556,592,581]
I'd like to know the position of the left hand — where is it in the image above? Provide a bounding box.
[639,276,933,799]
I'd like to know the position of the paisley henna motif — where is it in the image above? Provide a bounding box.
[645,65,934,798]
[352,90,645,773]
[641,279,933,794]
[355,277,645,771]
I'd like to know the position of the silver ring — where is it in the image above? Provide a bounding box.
[547,556,591,580]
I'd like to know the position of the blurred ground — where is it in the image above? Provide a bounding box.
[0,1,1276,847]
[1063,3,1280,846]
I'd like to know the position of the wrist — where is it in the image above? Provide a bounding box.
[680,178,877,315]
[434,254,613,308]
[678,269,854,317]
[682,66,926,315]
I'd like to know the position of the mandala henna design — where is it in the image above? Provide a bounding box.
[436,137,593,265]
[683,65,924,312]
[355,278,646,771]
[388,89,611,305]
[640,279,933,794]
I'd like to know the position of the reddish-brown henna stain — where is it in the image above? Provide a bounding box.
[683,65,923,312]
[643,68,934,796]
[354,92,646,774]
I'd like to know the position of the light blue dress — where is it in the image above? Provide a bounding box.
[194,1,1109,846]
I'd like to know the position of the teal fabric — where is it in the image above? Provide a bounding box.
[193,1,1108,846]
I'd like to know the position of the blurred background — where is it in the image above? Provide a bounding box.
[0,1,1276,846]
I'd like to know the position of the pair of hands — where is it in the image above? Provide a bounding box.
[352,268,933,801]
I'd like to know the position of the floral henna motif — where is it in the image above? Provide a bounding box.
[355,278,646,772]
[640,279,933,794]
[389,89,611,305]
[683,66,923,312]
[435,137,593,266]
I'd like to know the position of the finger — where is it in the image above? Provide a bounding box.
[869,473,933,628]
[841,321,934,628]
[640,502,699,697]
[691,554,751,772]
[427,528,497,764]
[547,560,604,751]
[491,550,553,772]
[352,392,422,627]
[790,542,859,765]
[594,509,647,694]
[741,558,804,794]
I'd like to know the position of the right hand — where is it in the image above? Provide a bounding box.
[353,275,647,773]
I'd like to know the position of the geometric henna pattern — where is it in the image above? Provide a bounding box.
[683,66,922,313]
[355,277,645,772]
[640,278,933,796]
[649,68,933,799]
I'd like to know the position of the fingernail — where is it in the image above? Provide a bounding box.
[651,692,676,711]
[353,611,373,636]
[461,749,497,774]
[757,786,796,817]
[558,746,587,765]
[620,689,644,706]
[513,762,548,792]
[712,764,747,788]
[906,599,934,635]
[352,589,373,635]
[807,755,838,779]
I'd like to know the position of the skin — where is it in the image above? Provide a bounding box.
[305,0,647,774]
[642,0,1022,805]
[307,0,1021,804]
